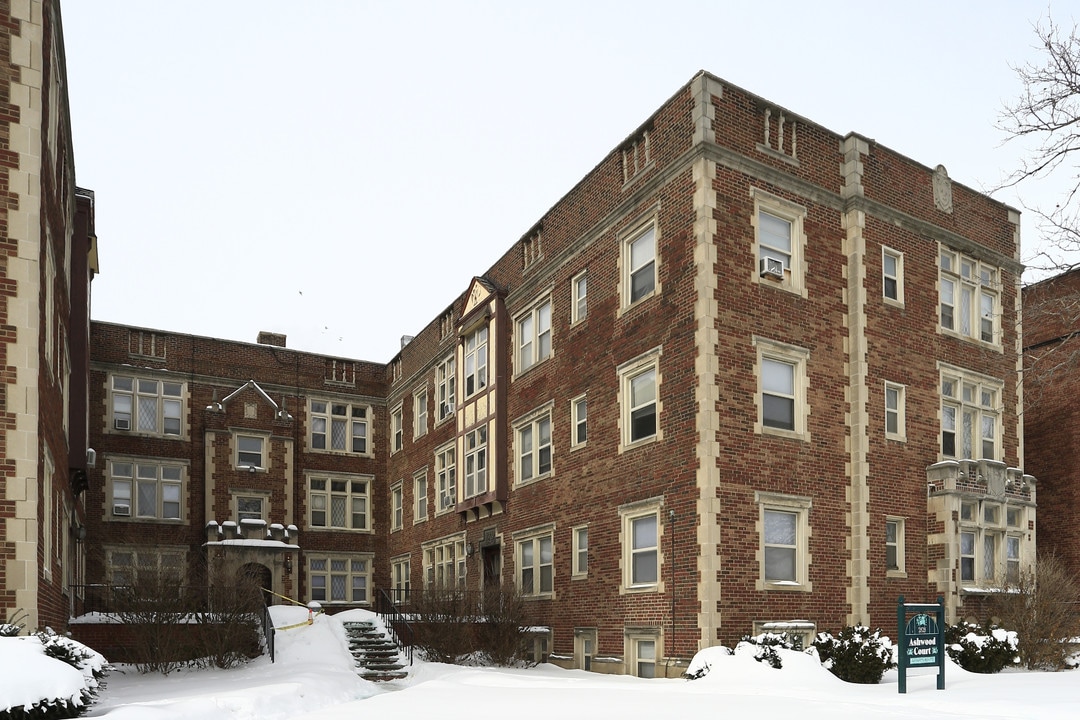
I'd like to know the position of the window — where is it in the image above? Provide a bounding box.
[308,475,370,531]
[105,546,184,586]
[1006,536,1021,583]
[236,435,264,469]
[391,405,403,453]
[436,356,456,421]
[464,426,488,498]
[624,630,661,678]
[110,375,184,436]
[109,460,184,521]
[624,224,657,306]
[435,443,456,513]
[573,525,588,577]
[516,298,552,372]
[391,556,411,604]
[308,555,372,604]
[754,337,809,439]
[310,400,368,454]
[391,483,403,531]
[236,495,265,523]
[756,491,812,591]
[939,365,1002,460]
[414,389,428,438]
[620,498,663,592]
[885,517,905,575]
[464,325,489,397]
[882,247,904,304]
[939,248,999,344]
[516,411,552,483]
[958,498,1022,587]
[884,382,906,441]
[618,349,661,449]
[516,531,554,597]
[423,535,466,588]
[572,271,587,323]
[414,469,428,522]
[574,628,596,671]
[571,395,587,447]
[752,189,806,295]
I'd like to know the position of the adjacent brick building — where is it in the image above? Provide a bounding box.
[1,0,98,633]
[78,71,1035,677]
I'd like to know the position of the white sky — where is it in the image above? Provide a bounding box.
[6,606,1080,719]
[60,0,1077,363]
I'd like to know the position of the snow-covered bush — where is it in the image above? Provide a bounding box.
[945,622,1018,673]
[735,632,800,669]
[812,626,895,684]
[0,631,108,720]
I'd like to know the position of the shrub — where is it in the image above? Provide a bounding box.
[813,626,895,684]
[945,622,1017,673]
[410,584,539,666]
[988,554,1080,670]
[735,632,800,669]
[0,632,108,720]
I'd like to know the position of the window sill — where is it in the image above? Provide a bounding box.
[621,583,660,595]
[938,327,1003,353]
[522,592,556,602]
[760,580,812,593]
[760,426,810,443]
[307,526,373,534]
[883,297,905,310]
[885,433,907,443]
[571,572,588,581]
[570,441,587,452]
[619,434,659,454]
[308,448,373,459]
[516,472,552,489]
[513,357,552,382]
[886,570,908,579]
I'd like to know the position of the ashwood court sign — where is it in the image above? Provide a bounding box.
[896,596,945,694]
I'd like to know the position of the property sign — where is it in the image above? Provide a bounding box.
[896,596,945,694]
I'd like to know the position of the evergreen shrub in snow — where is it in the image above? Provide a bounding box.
[0,629,108,720]
[812,626,895,684]
[736,632,801,669]
[944,622,1018,673]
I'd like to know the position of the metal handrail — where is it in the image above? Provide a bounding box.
[375,588,414,665]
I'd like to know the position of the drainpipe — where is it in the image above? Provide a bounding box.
[669,508,676,667]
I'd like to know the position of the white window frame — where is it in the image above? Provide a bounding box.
[390,404,403,454]
[939,363,1003,461]
[619,497,663,593]
[617,348,662,451]
[756,491,813,592]
[515,406,553,485]
[625,630,661,679]
[939,247,1000,346]
[422,534,467,589]
[391,555,411,604]
[391,482,403,532]
[882,246,904,306]
[885,516,906,577]
[464,425,488,499]
[571,394,587,449]
[463,324,489,398]
[435,442,457,514]
[622,222,658,310]
[515,525,555,598]
[309,399,370,455]
[109,374,185,438]
[571,271,588,324]
[958,499,1024,588]
[235,433,266,470]
[436,355,456,423]
[574,628,597,671]
[235,494,267,524]
[413,469,428,523]
[307,474,371,532]
[307,553,373,605]
[107,458,186,522]
[516,297,553,374]
[572,525,588,578]
[753,337,810,441]
[413,388,428,439]
[884,381,906,442]
[751,189,807,296]
[104,545,186,586]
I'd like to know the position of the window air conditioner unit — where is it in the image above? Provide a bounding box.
[759,257,785,280]
[113,503,130,517]
[114,417,130,431]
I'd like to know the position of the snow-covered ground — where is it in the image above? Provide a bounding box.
[6,606,1080,719]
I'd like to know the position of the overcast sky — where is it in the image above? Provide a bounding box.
[60,0,1076,363]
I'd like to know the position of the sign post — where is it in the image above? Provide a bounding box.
[896,595,945,694]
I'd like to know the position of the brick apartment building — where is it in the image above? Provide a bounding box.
[1023,269,1079,578]
[0,0,98,634]
[75,71,1037,677]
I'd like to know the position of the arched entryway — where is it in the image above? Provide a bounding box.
[239,562,273,605]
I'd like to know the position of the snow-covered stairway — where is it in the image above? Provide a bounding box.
[342,620,408,681]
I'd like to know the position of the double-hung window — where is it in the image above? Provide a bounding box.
[624,224,657,307]
[414,389,428,438]
[517,531,554,597]
[939,248,1000,344]
[884,382,906,441]
[618,349,661,449]
[756,491,812,591]
[464,426,488,498]
[391,483,403,531]
[414,469,428,522]
[572,271,588,323]
[573,526,588,577]
[939,365,1002,460]
[236,435,264,469]
[308,475,369,531]
[308,555,371,604]
[435,443,456,512]
[958,500,1019,586]
[516,411,552,483]
[464,326,489,396]
[755,337,809,439]
[109,459,184,521]
[423,535,466,588]
[391,405,403,453]
[882,247,904,304]
[620,498,663,592]
[571,395,587,447]
[885,517,905,575]
[436,356,456,421]
[111,375,184,436]
[752,189,806,295]
[310,400,368,454]
[517,299,553,372]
